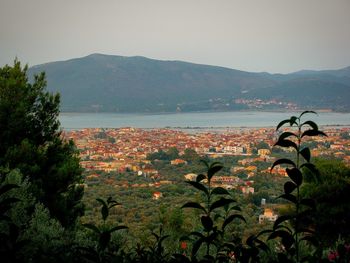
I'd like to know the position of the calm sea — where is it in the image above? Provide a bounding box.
[59,111,350,130]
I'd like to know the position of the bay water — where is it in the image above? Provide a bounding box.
[59,111,350,130]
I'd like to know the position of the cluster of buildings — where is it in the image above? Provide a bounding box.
[64,126,350,176]
[65,126,350,223]
[234,98,298,110]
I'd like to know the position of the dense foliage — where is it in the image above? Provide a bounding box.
[302,159,350,248]
[0,61,84,262]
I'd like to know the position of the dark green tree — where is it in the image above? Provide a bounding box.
[166,147,179,160]
[0,60,84,228]
[301,158,350,247]
[181,148,200,163]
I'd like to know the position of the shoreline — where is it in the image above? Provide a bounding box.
[62,124,350,131]
[59,111,350,130]
[59,109,348,116]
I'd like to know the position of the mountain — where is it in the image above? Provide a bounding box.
[28,54,350,112]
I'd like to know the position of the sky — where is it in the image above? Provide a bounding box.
[1,0,350,73]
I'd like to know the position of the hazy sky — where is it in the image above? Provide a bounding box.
[1,0,350,73]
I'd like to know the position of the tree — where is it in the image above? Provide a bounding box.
[256,141,270,149]
[166,147,179,160]
[301,158,350,247]
[0,60,84,228]
[181,148,200,163]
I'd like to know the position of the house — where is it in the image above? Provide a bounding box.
[258,149,271,156]
[171,159,187,165]
[152,191,162,200]
[184,173,198,181]
[241,186,254,194]
[259,208,278,224]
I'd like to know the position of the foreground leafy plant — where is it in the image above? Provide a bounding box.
[264,111,326,263]
[79,197,128,262]
[179,161,245,262]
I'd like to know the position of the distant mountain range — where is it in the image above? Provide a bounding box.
[28,54,350,112]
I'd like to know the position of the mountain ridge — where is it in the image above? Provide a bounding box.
[28,54,350,112]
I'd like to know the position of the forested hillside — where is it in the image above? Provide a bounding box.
[28,54,350,112]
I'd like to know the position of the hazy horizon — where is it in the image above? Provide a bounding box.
[1,0,350,74]
[25,52,350,75]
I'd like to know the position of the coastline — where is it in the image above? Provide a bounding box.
[59,108,344,116]
[59,111,350,130]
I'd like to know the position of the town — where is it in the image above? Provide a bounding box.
[65,126,350,188]
[63,126,350,227]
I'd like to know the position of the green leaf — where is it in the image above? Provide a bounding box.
[268,230,292,241]
[281,234,295,250]
[108,225,128,233]
[284,181,297,194]
[256,229,273,239]
[274,139,298,151]
[278,194,297,204]
[96,198,107,208]
[190,231,205,238]
[83,223,100,234]
[300,111,317,118]
[301,120,318,130]
[152,232,159,240]
[107,197,120,209]
[271,159,296,171]
[300,162,319,179]
[210,198,235,212]
[182,202,207,213]
[246,234,258,246]
[255,239,270,252]
[300,235,318,246]
[211,187,230,195]
[214,213,222,221]
[186,181,208,196]
[290,116,298,126]
[286,168,303,186]
[273,215,292,230]
[196,173,206,182]
[101,205,109,221]
[301,129,327,138]
[192,237,205,256]
[278,131,297,141]
[201,215,213,231]
[222,214,246,229]
[96,198,109,221]
[299,147,311,162]
[276,119,291,130]
[207,163,223,180]
[229,205,241,212]
[274,224,293,233]
[206,231,219,244]
[159,235,170,244]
